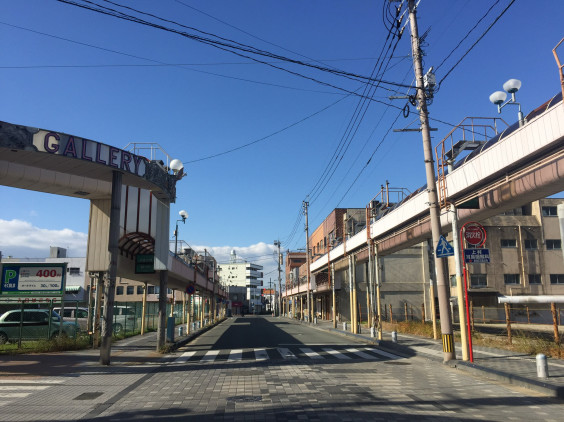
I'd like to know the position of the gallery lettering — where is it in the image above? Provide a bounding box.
[35,131,146,176]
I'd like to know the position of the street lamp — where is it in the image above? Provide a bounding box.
[170,159,185,179]
[489,78,525,126]
[174,209,188,256]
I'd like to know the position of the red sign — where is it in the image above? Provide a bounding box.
[464,224,485,246]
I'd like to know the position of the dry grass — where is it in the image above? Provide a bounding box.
[377,320,563,359]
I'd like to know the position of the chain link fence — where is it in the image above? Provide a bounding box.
[0,299,189,350]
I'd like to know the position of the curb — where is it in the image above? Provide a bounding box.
[446,359,564,399]
[282,317,564,398]
[167,318,227,352]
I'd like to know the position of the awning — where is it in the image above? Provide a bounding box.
[65,285,82,293]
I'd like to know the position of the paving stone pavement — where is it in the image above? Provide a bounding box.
[306,318,564,398]
[1,316,564,421]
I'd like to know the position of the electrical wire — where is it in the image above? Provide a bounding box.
[307,1,404,205]
[55,0,414,91]
[184,91,353,164]
[434,0,500,74]
[437,0,516,88]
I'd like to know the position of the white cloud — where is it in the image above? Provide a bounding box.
[0,219,88,258]
[0,220,285,288]
[192,242,284,288]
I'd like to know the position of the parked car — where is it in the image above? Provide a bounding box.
[54,306,138,334]
[0,309,79,344]
[110,306,138,334]
[54,307,89,331]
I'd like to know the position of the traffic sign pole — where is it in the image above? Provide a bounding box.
[459,221,486,363]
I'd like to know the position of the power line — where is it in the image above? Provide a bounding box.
[308,5,405,205]
[55,0,414,91]
[434,0,501,73]
[438,0,516,88]
[306,6,402,204]
[184,92,353,164]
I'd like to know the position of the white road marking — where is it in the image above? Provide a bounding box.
[300,347,324,359]
[228,349,243,362]
[346,348,376,359]
[175,350,197,363]
[0,379,64,384]
[254,349,269,361]
[200,350,220,362]
[277,347,297,359]
[322,348,352,359]
[0,386,49,391]
[364,348,401,360]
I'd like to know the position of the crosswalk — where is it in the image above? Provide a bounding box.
[0,378,64,407]
[172,346,402,364]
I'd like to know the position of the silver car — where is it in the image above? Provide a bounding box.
[0,309,79,344]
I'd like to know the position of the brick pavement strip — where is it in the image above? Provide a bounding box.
[2,318,564,420]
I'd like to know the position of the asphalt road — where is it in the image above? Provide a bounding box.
[1,316,564,421]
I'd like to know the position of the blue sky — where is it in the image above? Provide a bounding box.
[1,0,563,278]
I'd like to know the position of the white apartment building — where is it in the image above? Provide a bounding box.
[219,250,263,313]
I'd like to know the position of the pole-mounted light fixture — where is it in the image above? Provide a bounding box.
[170,159,185,179]
[174,209,188,256]
[489,78,525,127]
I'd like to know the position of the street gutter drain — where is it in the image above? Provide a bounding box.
[226,395,262,403]
[74,392,104,400]
[384,361,411,365]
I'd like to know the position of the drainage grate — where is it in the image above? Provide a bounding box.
[384,361,411,365]
[226,395,262,403]
[74,392,104,400]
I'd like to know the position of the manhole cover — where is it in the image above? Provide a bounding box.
[74,392,104,400]
[226,395,262,403]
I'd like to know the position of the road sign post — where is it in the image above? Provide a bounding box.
[459,222,487,362]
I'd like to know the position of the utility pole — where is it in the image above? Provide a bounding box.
[274,240,282,317]
[303,200,312,323]
[408,0,455,361]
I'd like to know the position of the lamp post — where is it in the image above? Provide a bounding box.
[489,79,525,126]
[174,210,188,256]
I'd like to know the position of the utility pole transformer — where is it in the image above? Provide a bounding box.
[408,0,455,361]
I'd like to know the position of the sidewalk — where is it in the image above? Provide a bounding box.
[294,317,564,398]
[0,320,217,378]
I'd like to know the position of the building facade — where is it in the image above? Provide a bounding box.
[448,198,564,307]
[219,250,264,314]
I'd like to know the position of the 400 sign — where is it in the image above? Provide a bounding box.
[0,263,67,296]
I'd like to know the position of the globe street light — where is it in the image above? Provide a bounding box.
[170,159,185,179]
[489,78,525,126]
[174,209,188,256]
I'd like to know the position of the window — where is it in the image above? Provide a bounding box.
[126,286,134,295]
[542,206,557,217]
[147,285,155,294]
[167,288,172,294]
[470,274,487,288]
[68,267,80,275]
[450,275,457,287]
[501,239,517,248]
[504,274,520,285]
[76,309,89,318]
[546,239,562,250]
[528,274,541,284]
[524,239,538,250]
[137,286,144,295]
[116,286,124,295]
[550,274,564,285]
